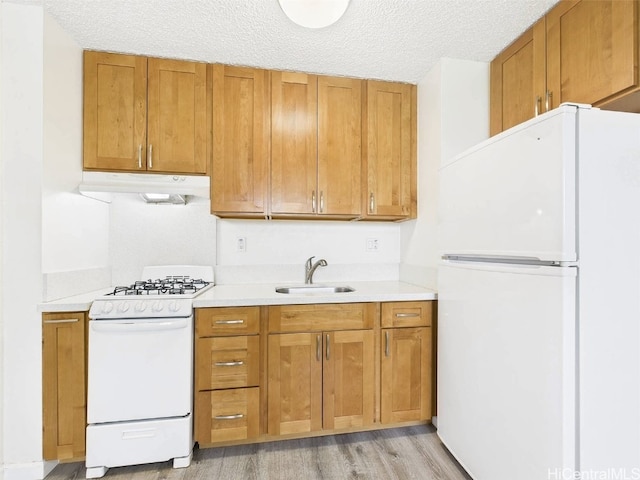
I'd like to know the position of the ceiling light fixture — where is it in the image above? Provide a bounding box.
[278,0,350,29]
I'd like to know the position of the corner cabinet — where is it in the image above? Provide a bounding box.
[42,311,87,461]
[490,0,639,135]
[362,80,417,220]
[83,51,208,174]
[210,65,270,217]
[267,303,376,435]
[270,73,362,219]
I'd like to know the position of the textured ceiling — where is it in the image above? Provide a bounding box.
[41,0,560,84]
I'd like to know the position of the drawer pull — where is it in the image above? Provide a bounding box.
[214,414,244,420]
[316,334,321,362]
[43,318,79,324]
[215,319,244,325]
[395,313,420,318]
[214,361,244,367]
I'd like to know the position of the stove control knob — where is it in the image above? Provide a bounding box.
[168,300,180,313]
[117,302,130,313]
[152,301,164,313]
[134,301,147,313]
[103,302,114,314]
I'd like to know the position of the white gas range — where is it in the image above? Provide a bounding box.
[85,265,214,479]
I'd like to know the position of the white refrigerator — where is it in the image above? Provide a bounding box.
[437,104,640,480]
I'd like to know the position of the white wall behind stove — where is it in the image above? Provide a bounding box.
[109,196,216,285]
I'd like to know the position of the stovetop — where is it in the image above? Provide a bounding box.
[90,268,215,319]
[106,276,212,297]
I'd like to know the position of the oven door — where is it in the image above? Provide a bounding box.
[87,315,193,424]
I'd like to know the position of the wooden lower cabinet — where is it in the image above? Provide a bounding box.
[196,387,260,443]
[195,300,433,448]
[381,327,431,423]
[267,329,375,436]
[380,301,433,424]
[42,311,87,461]
[194,307,262,445]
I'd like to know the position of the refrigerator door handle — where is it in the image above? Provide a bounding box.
[442,254,565,267]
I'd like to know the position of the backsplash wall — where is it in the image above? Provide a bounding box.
[109,195,401,285]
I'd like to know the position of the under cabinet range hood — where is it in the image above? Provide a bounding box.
[78,172,210,204]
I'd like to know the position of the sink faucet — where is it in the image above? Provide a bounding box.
[305,256,328,284]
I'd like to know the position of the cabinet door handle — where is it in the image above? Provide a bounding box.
[215,319,244,325]
[369,193,375,213]
[43,318,79,324]
[326,334,330,360]
[137,144,143,169]
[320,191,324,213]
[148,144,153,169]
[395,313,420,318]
[312,191,317,213]
[214,361,244,367]
[385,331,390,357]
[214,414,244,420]
[535,96,541,117]
[545,90,552,112]
[316,334,321,362]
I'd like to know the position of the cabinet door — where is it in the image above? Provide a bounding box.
[381,327,431,424]
[147,58,208,174]
[490,18,546,135]
[83,52,147,171]
[323,330,374,430]
[363,80,415,219]
[317,76,362,216]
[271,72,318,215]
[546,0,637,109]
[42,312,86,460]
[268,333,322,435]
[211,65,269,215]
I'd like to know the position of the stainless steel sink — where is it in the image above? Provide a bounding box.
[275,285,355,294]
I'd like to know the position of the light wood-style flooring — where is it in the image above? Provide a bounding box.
[47,425,471,480]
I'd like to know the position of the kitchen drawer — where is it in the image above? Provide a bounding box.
[196,335,260,390]
[381,301,433,328]
[196,307,260,336]
[268,303,375,332]
[195,387,260,444]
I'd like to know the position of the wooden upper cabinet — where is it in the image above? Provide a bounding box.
[490,18,546,136]
[317,76,362,217]
[271,72,318,215]
[147,58,208,174]
[83,52,147,171]
[271,73,362,218]
[362,80,416,220]
[83,51,208,174]
[211,65,270,216]
[546,0,638,109]
[491,0,640,135]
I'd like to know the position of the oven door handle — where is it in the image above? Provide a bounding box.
[90,318,189,333]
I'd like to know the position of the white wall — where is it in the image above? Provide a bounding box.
[400,58,490,289]
[1,4,47,479]
[42,14,110,301]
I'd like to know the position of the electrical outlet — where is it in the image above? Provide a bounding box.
[236,237,247,252]
[366,238,379,252]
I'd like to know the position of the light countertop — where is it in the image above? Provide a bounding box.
[38,281,437,313]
